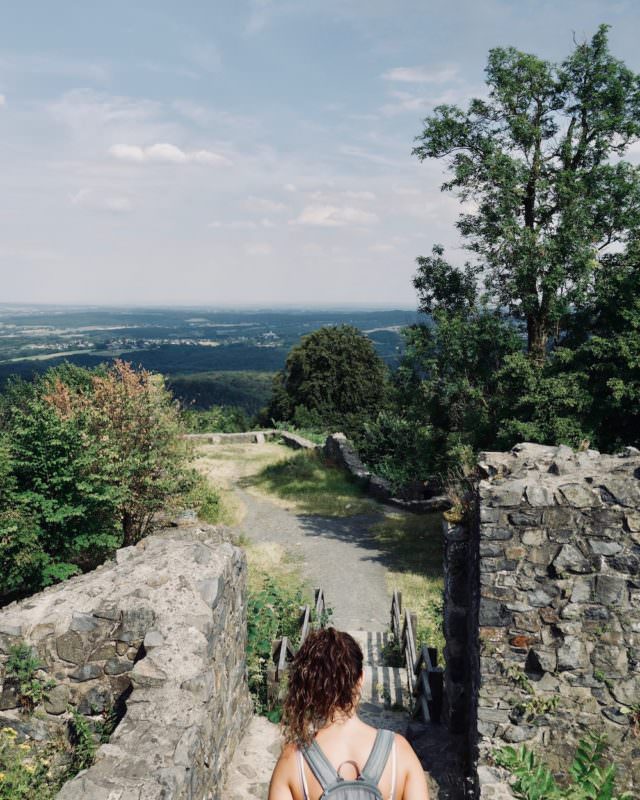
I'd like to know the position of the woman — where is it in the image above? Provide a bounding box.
[268,628,430,800]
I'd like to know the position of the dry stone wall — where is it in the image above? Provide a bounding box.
[0,523,252,800]
[443,443,640,799]
[324,433,449,511]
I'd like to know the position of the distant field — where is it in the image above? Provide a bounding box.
[0,307,422,407]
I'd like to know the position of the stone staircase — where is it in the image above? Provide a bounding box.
[223,629,410,799]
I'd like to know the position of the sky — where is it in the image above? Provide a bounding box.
[1,0,640,308]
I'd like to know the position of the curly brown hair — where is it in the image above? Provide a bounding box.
[281,628,364,745]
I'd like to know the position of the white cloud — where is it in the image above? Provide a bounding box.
[245,195,287,212]
[294,205,378,227]
[70,188,133,214]
[108,142,232,166]
[283,183,297,192]
[146,142,188,163]
[108,143,145,162]
[0,94,5,108]
[382,65,459,84]
[245,242,273,256]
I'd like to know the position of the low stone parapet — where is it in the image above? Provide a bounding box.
[0,524,252,800]
[323,433,450,512]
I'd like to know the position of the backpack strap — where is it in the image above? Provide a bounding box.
[361,730,395,786]
[300,740,340,791]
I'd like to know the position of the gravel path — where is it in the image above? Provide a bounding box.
[234,486,391,630]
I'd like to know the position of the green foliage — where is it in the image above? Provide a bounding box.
[5,644,55,713]
[495,732,632,799]
[182,405,251,433]
[168,371,275,415]
[251,450,372,516]
[413,25,640,362]
[0,360,195,601]
[67,710,97,774]
[267,325,389,437]
[0,727,61,800]
[360,27,640,485]
[359,308,521,480]
[246,576,306,716]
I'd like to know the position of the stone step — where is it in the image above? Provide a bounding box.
[346,629,396,667]
[361,664,409,708]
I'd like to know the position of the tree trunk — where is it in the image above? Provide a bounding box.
[527,314,548,365]
[122,510,137,547]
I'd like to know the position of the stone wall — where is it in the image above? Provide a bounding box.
[185,429,319,450]
[324,433,449,511]
[0,523,252,800]
[443,443,640,799]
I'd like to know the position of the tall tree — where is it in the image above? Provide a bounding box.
[413,25,640,362]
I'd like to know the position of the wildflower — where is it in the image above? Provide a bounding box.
[1,727,17,738]
[24,763,35,773]
[0,771,5,780]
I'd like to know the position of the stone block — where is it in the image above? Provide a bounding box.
[44,683,70,715]
[77,685,112,716]
[56,631,85,664]
[69,664,103,682]
[481,527,514,541]
[522,529,546,547]
[553,544,592,575]
[557,637,588,671]
[104,658,132,676]
[479,599,512,627]
[595,575,626,606]
[525,485,555,507]
[556,483,600,507]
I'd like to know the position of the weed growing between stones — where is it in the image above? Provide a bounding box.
[0,645,123,798]
[495,732,632,799]
[5,644,55,713]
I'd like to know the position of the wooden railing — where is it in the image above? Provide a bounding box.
[267,588,327,710]
[390,589,443,724]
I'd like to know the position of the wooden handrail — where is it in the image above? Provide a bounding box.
[390,589,443,724]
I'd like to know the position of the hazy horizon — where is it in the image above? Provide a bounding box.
[2,2,639,306]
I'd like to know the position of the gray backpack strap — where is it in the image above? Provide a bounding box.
[301,740,339,791]
[361,730,394,785]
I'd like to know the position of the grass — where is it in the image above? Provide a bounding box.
[248,449,375,516]
[371,512,445,655]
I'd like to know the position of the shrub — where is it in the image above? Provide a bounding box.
[246,576,306,718]
[495,732,632,799]
[0,360,193,601]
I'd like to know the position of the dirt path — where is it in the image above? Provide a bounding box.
[234,485,391,630]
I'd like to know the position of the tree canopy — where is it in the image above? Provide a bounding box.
[267,325,388,434]
[413,24,640,362]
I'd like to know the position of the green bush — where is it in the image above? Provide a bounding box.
[182,405,250,433]
[0,360,194,602]
[495,732,632,799]
[246,576,306,719]
[266,325,389,437]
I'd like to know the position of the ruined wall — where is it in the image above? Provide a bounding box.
[443,443,640,799]
[324,433,449,511]
[0,523,252,800]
